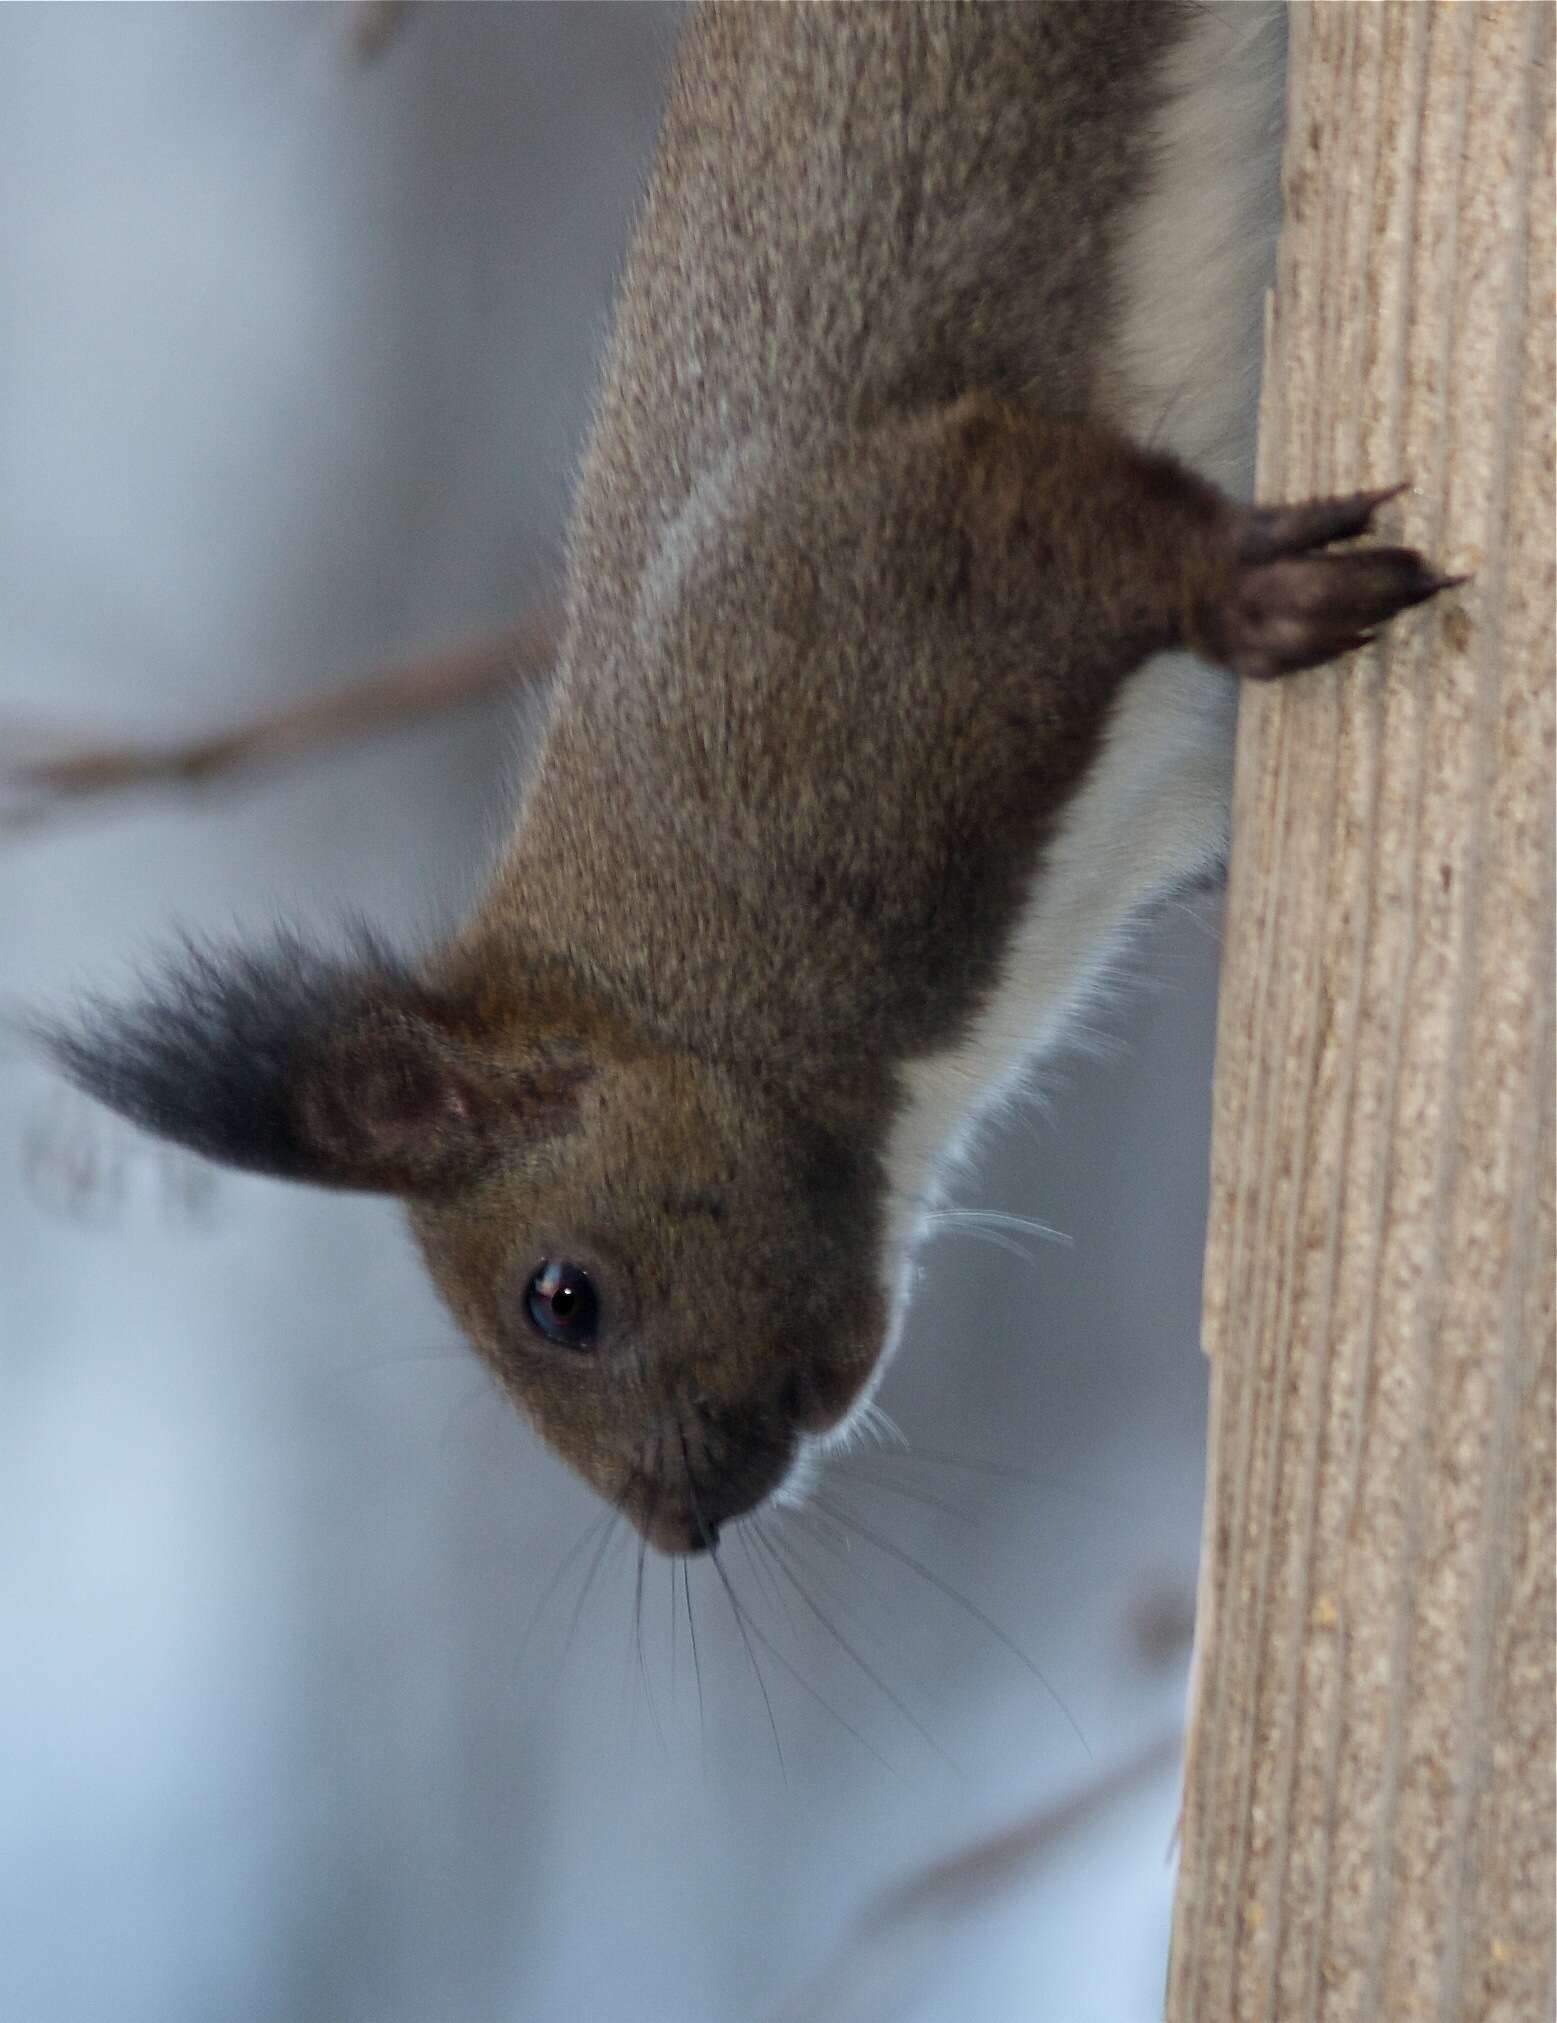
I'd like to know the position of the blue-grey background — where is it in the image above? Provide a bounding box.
[0,8,1222,2020]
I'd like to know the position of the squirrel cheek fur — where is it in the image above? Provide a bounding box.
[47,3,1458,1556]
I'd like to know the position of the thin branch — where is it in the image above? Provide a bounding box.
[1,608,560,838]
[766,1728,1184,2023]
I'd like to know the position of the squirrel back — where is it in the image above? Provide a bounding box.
[463,1,1284,1071]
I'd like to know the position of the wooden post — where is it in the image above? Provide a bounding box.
[1166,8,1554,2022]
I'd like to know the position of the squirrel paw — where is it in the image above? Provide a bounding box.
[1209,486,1464,681]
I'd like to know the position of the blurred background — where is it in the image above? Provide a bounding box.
[0,8,1225,2020]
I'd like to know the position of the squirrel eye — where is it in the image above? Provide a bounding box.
[524,1259,601,1348]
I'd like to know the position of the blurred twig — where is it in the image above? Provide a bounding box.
[766,1726,1183,2023]
[22,1085,222,1234]
[350,0,415,63]
[1,608,560,839]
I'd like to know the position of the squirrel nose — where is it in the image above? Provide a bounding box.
[634,1490,722,1556]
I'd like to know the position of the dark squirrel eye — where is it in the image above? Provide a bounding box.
[525,1259,600,1348]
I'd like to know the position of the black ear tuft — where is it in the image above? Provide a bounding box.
[34,928,515,1193]
[37,929,419,1185]
[37,928,597,1194]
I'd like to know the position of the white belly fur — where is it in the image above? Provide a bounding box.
[862,2,1290,1412]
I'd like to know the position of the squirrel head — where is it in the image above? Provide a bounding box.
[42,932,889,1552]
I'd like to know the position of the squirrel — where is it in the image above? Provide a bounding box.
[46,3,1458,1555]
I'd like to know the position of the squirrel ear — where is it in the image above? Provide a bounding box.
[40,932,591,1195]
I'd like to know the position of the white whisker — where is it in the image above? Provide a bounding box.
[926,1208,1073,1247]
[855,1398,909,1453]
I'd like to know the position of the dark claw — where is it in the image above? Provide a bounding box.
[1236,484,1409,565]
[1282,545,1453,622]
[1203,481,1466,681]
[1225,550,1465,681]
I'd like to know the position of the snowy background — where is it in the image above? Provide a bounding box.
[1,8,1226,2020]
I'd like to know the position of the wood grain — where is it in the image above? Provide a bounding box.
[1167,8,1555,2020]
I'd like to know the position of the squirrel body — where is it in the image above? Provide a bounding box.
[52,3,1456,1554]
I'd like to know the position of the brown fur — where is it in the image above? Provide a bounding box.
[49,3,1454,1553]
